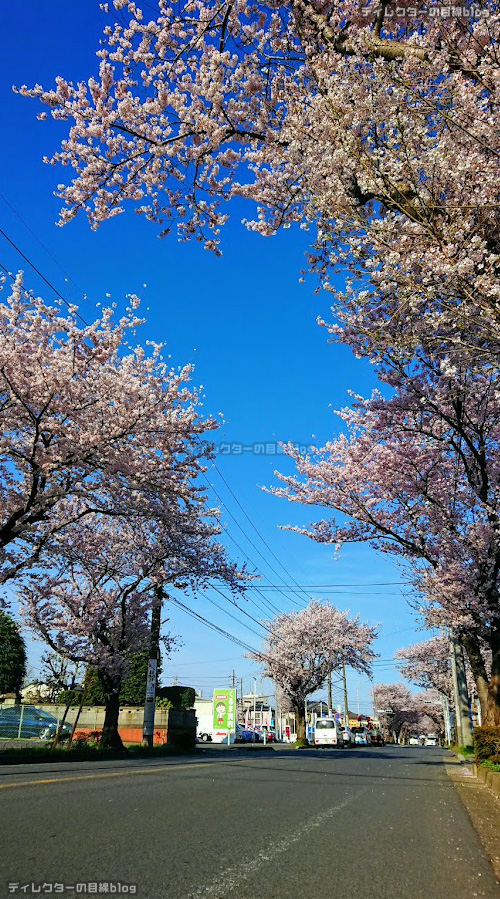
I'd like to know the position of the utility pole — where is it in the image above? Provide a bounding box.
[142,586,163,748]
[441,693,452,745]
[342,663,349,726]
[449,631,473,747]
[253,676,257,742]
[328,670,333,714]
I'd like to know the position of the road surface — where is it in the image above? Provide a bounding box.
[1,745,499,898]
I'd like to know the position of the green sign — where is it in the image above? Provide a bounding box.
[213,688,237,731]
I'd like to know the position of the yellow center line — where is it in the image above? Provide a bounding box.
[0,758,233,790]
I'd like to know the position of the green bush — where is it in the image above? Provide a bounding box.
[56,688,83,706]
[458,744,475,756]
[473,726,500,760]
[155,696,172,709]
[481,758,500,771]
[156,686,195,709]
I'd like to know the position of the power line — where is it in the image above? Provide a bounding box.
[0,226,89,325]
[254,581,411,590]
[197,589,265,639]
[196,459,307,610]
[169,595,261,655]
[0,191,87,301]
[250,584,407,597]
[208,455,311,603]
[211,586,275,635]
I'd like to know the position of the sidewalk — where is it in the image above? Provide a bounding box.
[446,753,500,882]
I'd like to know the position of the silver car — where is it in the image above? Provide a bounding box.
[341,726,354,747]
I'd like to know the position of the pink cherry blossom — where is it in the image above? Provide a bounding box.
[18,0,500,354]
[271,361,500,724]
[0,273,223,582]
[249,599,377,742]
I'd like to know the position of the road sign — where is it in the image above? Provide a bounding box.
[145,659,157,701]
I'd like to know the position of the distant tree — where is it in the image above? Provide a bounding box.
[373,684,417,744]
[413,692,444,738]
[0,610,27,703]
[38,651,80,703]
[249,600,377,743]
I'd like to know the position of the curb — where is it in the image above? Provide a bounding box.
[473,763,500,797]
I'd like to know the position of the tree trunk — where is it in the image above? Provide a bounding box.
[462,632,489,721]
[98,671,124,750]
[293,701,307,744]
[463,631,500,726]
[484,652,500,726]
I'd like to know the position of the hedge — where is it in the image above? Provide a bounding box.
[155,686,195,709]
[473,726,500,762]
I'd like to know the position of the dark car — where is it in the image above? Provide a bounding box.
[368,730,385,746]
[0,705,73,740]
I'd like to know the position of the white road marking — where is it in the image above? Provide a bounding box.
[185,787,367,899]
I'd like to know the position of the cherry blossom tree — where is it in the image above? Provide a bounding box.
[19,0,500,354]
[373,683,417,744]
[249,600,377,742]
[271,361,500,724]
[21,495,245,747]
[0,273,220,584]
[395,636,452,699]
[413,691,444,738]
[375,684,443,742]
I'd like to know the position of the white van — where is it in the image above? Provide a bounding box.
[314,717,345,747]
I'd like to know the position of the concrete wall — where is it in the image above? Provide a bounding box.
[11,704,195,746]
[473,763,500,797]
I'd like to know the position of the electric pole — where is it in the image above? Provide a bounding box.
[342,663,349,726]
[328,670,333,714]
[449,631,473,747]
[441,693,452,745]
[142,586,163,748]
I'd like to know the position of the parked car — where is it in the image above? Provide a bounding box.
[341,726,354,747]
[314,717,344,747]
[235,723,255,742]
[0,705,72,740]
[425,734,439,746]
[351,726,372,746]
[408,735,420,746]
[368,730,385,746]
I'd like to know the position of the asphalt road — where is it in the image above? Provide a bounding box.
[1,745,499,899]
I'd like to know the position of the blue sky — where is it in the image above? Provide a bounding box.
[0,2,427,714]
